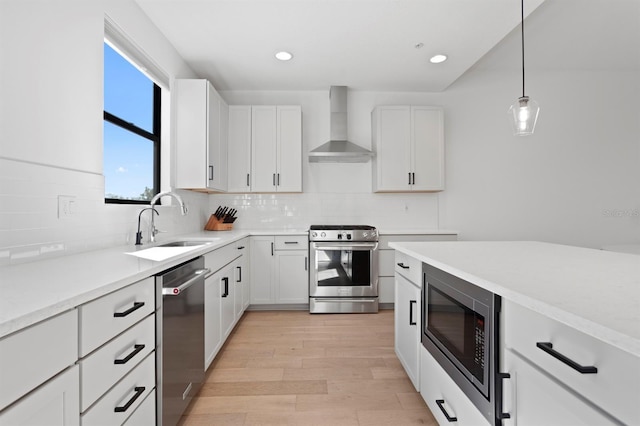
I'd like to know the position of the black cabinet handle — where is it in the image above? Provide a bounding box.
[409,300,417,325]
[536,342,598,374]
[237,246,245,250]
[237,266,242,283]
[222,277,229,297]
[247,173,250,187]
[496,372,511,420]
[397,262,410,269]
[209,165,214,181]
[435,399,457,422]
[284,241,299,245]
[271,242,274,256]
[408,172,412,185]
[273,173,276,186]
[114,386,145,413]
[412,172,415,185]
[114,344,145,365]
[305,256,308,271]
[113,302,144,318]
[277,173,280,186]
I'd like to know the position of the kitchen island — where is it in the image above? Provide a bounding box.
[390,240,640,425]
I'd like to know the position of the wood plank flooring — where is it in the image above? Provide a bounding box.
[179,310,437,426]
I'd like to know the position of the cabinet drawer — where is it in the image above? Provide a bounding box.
[79,278,155,357]
[274,235,307,250]
[204,242,242,275]
[420,347,490,426]
[504,300,640,425]
[79,315,155,412]
[394,251,422,285]
[81,352,155,426]
[0,309,78,411]
[122,389,155,426]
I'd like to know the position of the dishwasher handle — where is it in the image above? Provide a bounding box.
[162,268,210,296]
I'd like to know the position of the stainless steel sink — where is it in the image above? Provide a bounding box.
[157,241,207,247]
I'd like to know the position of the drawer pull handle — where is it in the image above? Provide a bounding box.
[284,241,299,244]
[409,300,417,325]
[435,399,457,422]
[114,386,145,413]
[237,246,245,250]
[113,302,144,318]
[237,266,242,283]
[114,344,145,365]
[496,373,511,420]
[222,277,229,297]
[397,262,410,269]
[536,342,598,374]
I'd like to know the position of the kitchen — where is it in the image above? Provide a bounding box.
[0,0,639,425]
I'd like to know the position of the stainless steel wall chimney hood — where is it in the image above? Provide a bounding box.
[309,86,374,163]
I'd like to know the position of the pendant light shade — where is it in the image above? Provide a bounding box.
[509,0,539,136]
[509,96,539,136]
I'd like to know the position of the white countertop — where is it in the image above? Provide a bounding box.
[389,241,640,356]
[0,229,308,339]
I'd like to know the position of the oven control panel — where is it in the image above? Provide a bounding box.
[309,228,378,242]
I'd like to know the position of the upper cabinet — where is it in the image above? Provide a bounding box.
[227,105,252,192]
[174,79,228,192]
[251,105,302,193]
[372,106,444,192]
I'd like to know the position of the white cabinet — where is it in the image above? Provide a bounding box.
[204,266,223,370]
[378,233,456,304]
[372,106,444,192]
[420,346,490,426]
[501,348,615,426]
[394,251,422,391]
[219,261,237,340]
[251,105,302,193]
[174,79,228,192]
[250,235,308,305]
[227,105,252,192]
[501,299,640,425]
[233,242,249,320]
[0,365,79,426]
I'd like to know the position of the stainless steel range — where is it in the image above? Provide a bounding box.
[309,225,379,313]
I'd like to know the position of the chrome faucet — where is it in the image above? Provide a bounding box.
[148,191,188,243]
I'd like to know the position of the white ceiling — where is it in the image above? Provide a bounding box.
[134,0,639,92]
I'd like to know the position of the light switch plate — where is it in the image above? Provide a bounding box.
[58,195,76,218]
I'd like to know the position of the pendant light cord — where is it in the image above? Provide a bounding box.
[521,0,526,97]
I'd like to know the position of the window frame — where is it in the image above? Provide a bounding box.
[103,50,162,205]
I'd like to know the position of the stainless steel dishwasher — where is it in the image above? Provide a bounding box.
[156,256,209,426]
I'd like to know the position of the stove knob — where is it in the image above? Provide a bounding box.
[363,231,368,238]
[311,232,318,238]
[321,232,326,238]
[347,234,352,240]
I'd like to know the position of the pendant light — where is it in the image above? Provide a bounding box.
[508,0,539,136]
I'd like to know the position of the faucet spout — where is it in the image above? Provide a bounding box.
[148,191,188,243]
[135,207,159,245]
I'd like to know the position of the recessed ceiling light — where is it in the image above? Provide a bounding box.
[430,54,448,64]
[275,51,293,61]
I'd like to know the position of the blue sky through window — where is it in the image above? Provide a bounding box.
[103,42,157,200]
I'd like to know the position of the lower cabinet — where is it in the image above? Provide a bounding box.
[0,365,79,426]
[501,349,615,426]
[394,272,421,390]
[204,267,223,370]
[250,235,308,306]
[420,347,490,426]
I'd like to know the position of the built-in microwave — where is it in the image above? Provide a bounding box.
[422,263,501,425]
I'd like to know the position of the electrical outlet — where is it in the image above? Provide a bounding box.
[58,195,76,218]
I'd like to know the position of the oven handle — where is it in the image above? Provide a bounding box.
[311,242,378,251]
[162,268,210,296]
[312,298,378,303]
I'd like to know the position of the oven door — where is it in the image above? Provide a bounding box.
[423,279,491,399]
[309,241,378,297]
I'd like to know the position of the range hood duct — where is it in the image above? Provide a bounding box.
[309,86,374,163]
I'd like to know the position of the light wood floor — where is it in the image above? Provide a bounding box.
[179,309,437,426]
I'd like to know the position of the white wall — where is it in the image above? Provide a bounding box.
[0,0,210,264]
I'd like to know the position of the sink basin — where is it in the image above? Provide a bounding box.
[125,238,221,261]
[157,241,208,247]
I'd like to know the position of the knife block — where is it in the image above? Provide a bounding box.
[204,215,233,231]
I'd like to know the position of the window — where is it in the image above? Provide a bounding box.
[103,42,160,203]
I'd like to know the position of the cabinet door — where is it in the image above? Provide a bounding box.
[220,263,236,340]
[228,106,252,192]
[205,269,222,370]
[411,106,444,191]
[174,79,207,189]
[373,106,411,192]
[233,257,244,321]
[250,236,275,304]
[394,274,420,390]
[251,106,277,192]
[0,366,79,426]
[501,349,616,426]
[207,85,227,191]
[275,250,308,303]
[276,106,302,192]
